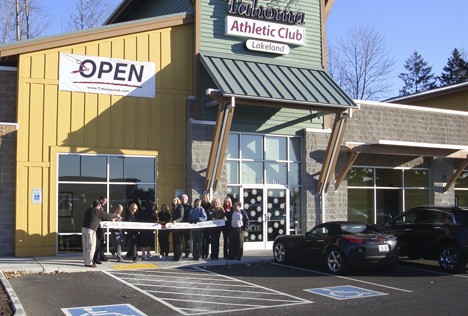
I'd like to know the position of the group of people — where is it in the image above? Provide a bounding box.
[162,194,251,262]
[81,194,250,267]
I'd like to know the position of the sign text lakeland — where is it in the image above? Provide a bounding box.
[246,39,290,55]
[228,0,305,25]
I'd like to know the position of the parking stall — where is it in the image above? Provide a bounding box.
[105,267,312,315]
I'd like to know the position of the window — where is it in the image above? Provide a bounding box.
[311,226,328,236]
[57,154,157,254]
[455,170,468,206]
[227,133,301,187]
[348,167,429,225]
[226,133,302,234]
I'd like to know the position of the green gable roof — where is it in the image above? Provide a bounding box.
[200,52,357,109]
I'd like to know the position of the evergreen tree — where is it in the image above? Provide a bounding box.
[398,51,437,96]
[439,48,468,86]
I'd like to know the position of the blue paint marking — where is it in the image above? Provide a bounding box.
[305,285,387,300]
[62,304,147,316]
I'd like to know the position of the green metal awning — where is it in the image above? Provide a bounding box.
[200,52,357,110]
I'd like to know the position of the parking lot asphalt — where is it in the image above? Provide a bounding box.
[0,250,272,315]
[2,253,467,316]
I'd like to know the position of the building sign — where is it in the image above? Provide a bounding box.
[226,16,305,46]
[225,1,306,54]
[228,0,305,25]
[59,53,156,98]
[246,39,290,54]
[32,188,42,204]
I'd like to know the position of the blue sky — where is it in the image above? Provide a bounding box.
[326,0,468,98]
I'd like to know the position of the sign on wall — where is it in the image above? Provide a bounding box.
[59,53,156,98]
[226,16,306,46]
[224,0,307,55]
[32,188,42,204]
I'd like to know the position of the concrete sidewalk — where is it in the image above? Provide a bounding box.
[0,249,273,316]
[0,249,273,274]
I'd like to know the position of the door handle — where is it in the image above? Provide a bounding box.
[405,229,412,231]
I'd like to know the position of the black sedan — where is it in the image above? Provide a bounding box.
[273,221,398,274]
[371,205,468,273]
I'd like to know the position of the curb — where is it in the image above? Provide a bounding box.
[0,271,26,316]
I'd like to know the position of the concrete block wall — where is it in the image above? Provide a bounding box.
[186,120,217,202]
[0,68,17,256]
[343,101,468,206]
[346,101,468,145]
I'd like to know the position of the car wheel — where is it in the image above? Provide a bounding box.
[438,244,466,274]
[273,242,288,263]
[325,248,348,274]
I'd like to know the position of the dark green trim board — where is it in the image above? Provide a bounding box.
[105,0,193,24]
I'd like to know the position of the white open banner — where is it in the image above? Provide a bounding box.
[59,53,156,98]
[100,219,226,230]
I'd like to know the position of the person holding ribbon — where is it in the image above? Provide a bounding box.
[208,198,225,260]
[171,197,184,261]
[188,198,207,261]
[157,203,171,260]
[111,204,125,263]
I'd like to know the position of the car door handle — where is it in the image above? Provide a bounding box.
[405,229,412,231]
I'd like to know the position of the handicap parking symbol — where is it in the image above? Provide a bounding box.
[305,285,387,300]
[62,304,147,316]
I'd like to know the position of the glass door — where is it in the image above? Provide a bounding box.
[242,187,289,250]
[242,188,265,249]
[266,188,288,244]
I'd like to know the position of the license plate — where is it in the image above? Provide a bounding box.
[379,244,389,252]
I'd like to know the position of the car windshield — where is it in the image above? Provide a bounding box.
[340,223,367,234]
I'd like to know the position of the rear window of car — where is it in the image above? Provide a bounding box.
[454,209,468,224]
[341,224,367,234]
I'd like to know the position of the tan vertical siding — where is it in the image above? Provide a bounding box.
[405,92,468,112]
[16,24,193,255]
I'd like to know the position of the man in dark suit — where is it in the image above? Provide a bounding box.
[93,195,109,264]
[82,200,120,267]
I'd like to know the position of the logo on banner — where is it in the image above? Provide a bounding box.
[59,53,156,98]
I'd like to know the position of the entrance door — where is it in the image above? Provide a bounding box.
[242,187,289,250]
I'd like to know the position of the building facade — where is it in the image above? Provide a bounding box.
[0,0,466,257]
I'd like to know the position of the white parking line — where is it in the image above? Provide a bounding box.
[194,267,312,302]
[272,263,413,293]
[104,270,189,315]
[398,265,468,278]
[129,282,274,294]
[106,268,313,315]
[146,289,300,302]
[114,276,257,288]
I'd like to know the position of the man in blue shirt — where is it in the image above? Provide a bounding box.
[188,198,207,260]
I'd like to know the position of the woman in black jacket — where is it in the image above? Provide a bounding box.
[125,203,141,262]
